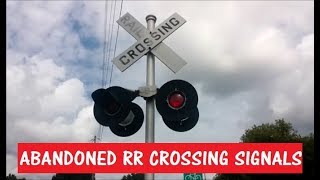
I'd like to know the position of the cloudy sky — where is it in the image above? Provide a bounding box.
[6,1,313,179]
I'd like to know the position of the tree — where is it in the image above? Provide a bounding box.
[6,174,26,180]
[240,119,301,143]
[214,119,314,180]
[51,173,94,180]
[121,173,145,180]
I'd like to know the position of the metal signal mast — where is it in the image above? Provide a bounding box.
[92,13,199,180]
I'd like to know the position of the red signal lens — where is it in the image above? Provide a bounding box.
[168,91,185,109]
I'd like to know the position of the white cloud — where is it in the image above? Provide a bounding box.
[6,52,98,179]
[7,56,65,117]
[40,78,89,117]
[13,104,96,142]
[297,33,314,61]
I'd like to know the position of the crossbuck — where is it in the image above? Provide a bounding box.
[112,12,187,73]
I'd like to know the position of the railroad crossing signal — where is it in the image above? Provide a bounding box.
[155,80,199,132]
[112,12,187,73]
[92,13,199,139]
[92,87,144,137]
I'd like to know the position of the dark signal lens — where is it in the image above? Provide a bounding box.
[168,91,185,109]
[104,102,121,115]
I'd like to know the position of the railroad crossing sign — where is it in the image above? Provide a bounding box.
[112,12,187,73]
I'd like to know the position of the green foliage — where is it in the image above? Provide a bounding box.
[51,173,94,180]
[6,174,26,180]
[240,119,301,142]
[214,119,314,180]
[121,173,145,180]
[214,174,250,180]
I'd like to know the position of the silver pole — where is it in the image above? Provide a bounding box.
[145,14,156,180]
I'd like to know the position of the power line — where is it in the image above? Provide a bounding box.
[103,0,115,88]
[101,0,108,88]
[98,0,110,141]
[109,0,124,87]
[97,0,124,141]
[97,125,103,141]
[102,0,115,88]
[101,126,104,137]
[101,0,116,141]
[105,0,117,88]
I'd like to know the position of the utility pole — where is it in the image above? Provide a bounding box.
[145,14,156,180]
[90,135,100,143]
[90,135,99,180]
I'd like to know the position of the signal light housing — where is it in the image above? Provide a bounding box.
[163,108,199,132]
[109,102,144,137]
[92,79,199,135]
[156,79,199,132]
[92,87,143,137]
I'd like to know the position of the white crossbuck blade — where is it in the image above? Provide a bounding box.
[112,12,187,73]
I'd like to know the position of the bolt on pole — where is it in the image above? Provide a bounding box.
[145,14,156,180]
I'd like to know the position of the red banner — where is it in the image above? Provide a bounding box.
[17,143,302,173]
